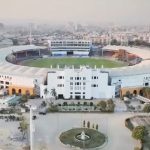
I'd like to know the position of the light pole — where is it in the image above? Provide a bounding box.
[30,106,36,150]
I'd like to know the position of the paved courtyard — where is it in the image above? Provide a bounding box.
[0,119,26,150]
[32,112,137,150]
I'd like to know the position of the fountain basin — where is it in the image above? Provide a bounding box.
[59,128,106,149]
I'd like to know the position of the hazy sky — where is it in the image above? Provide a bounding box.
[0,0,150,25]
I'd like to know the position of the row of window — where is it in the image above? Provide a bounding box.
[51,44,90,47]
[57,83,98,88]
[57,76,64,79]
[92,76,98,79]
[70,95,86,99]
[0,75,12,80]
[0,85,9,89]
[0,81,10,85]
[57,84,64,87]
[57,76,99,80]
[70,86,86,90]
[51,41,90,44]
[70,92,85,94]
[144,77,150,81]
[70,82,86,86]
[91,84,98,87]
[70,77,86,80]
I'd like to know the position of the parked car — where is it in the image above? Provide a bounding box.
[39,108,47,115]
[32,115,37,120]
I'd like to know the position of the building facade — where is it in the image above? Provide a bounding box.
[40,66,115,99]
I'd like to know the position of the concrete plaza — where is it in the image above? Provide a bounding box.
[32,112,137,150]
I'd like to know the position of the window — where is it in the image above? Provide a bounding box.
[70,82,73,85]
[75,92,81,94]
[75,82,80,85]
[5,82,9,85]
[57,76,64,79]
[94,76,98,79]
[70,92,73,94]
[145,83,149,86]
[92,76,98,79]
[70,77,73,80]
[92,84,97,87]
[0,81,4,84]
[83,77,86,80]
[83,82,86,85]
[57,84,64,87]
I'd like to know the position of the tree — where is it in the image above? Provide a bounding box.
[96,124,98,130]
[92,124,95,129]
[142,87,150,99]
[83,120,86,128]
[132,126,146,140]
[51,88,57,99]
[97,101,106,111]
[41,101,47,107]
[143,104,150,113]
[134,147,141,150]
[63,102,68,106]
[77,102,80,106]
[87,121,90,128]
[18,117,28,140]
[125,91,132,99]
[106,99,115,112]
[21,95,28,103]
[44,88,49,98]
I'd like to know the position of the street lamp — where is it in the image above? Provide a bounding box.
[30,106,37,150]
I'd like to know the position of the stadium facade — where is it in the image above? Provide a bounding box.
[0,45,150,99]
[49,40,92,56]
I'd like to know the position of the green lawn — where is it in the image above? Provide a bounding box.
[59,128,106,149]
[22,57,127,68]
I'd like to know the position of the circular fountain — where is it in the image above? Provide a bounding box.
[75,131,90,141]
[59,128,106,149]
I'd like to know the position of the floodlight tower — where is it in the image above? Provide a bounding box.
[29,23,32,45]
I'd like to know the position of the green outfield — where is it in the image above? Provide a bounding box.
[21,57,127,68]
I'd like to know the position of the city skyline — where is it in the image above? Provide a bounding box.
[0,0,150,26]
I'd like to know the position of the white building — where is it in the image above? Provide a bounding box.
[40,66,115,99]
[50,40,92,56]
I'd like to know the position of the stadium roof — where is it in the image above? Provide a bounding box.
[0,45,49,78]
[0,45,150,79]
[103,45,150,77]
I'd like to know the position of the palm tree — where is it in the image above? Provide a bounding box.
[44,88,50,104]
[51,88,57,100]
[44,88,49,99]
